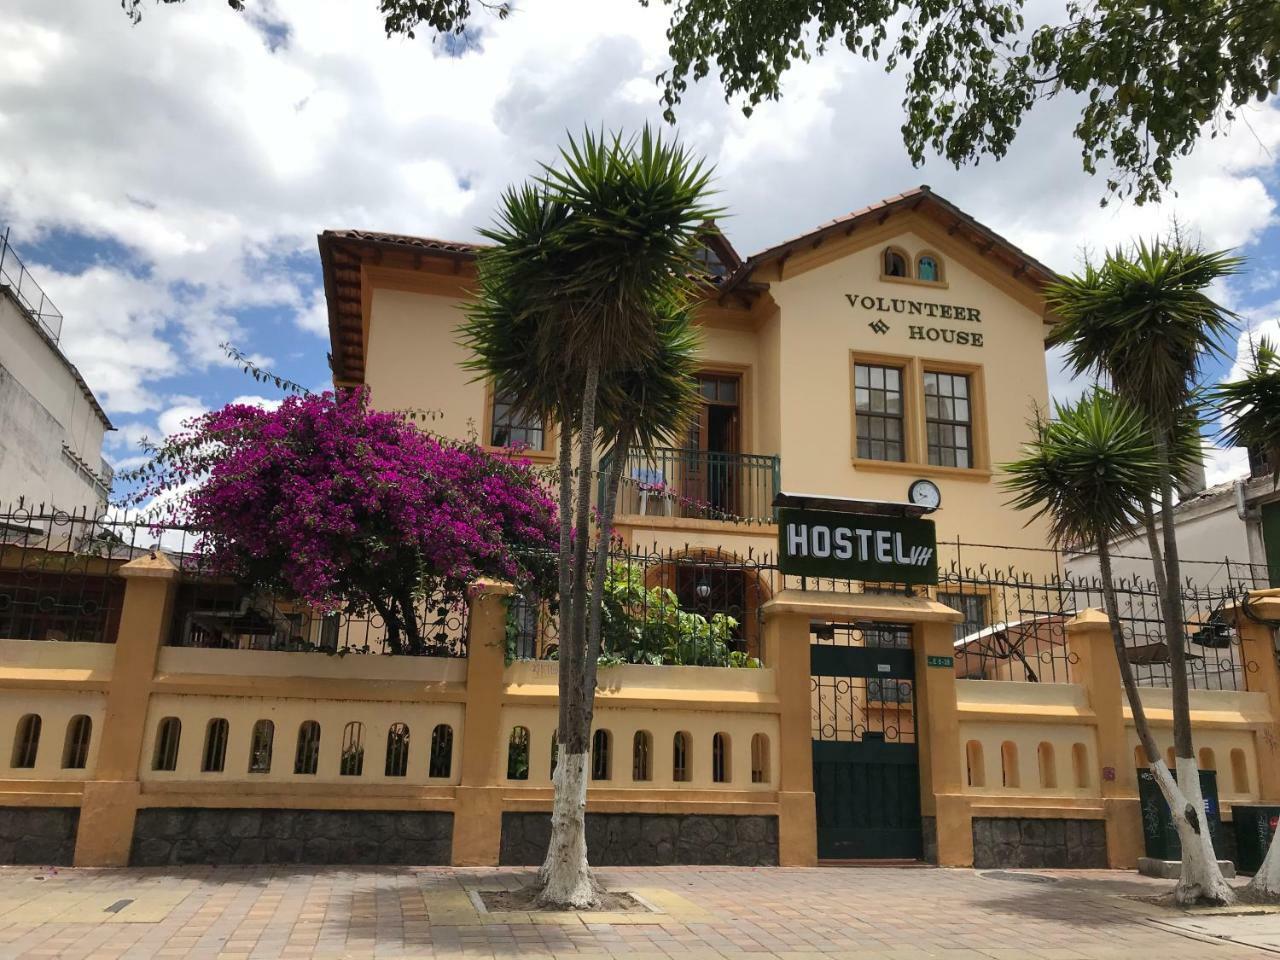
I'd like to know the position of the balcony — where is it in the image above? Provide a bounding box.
[600,446,780,524]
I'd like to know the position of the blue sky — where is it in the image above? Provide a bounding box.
[3,0,1279,497]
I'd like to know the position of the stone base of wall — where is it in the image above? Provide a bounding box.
[499,813,778,866]
[972,818,1107,869]
[921,816,938,865]
[0,807,79,865]
[130,809,453,866]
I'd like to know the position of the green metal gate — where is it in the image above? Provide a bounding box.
[811,622,922,860]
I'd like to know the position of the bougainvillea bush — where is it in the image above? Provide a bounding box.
[131,389,558,654]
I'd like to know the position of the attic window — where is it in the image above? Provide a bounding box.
[917,254,942,282]
[883,248,909,278]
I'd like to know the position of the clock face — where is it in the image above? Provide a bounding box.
[908,479,941,510]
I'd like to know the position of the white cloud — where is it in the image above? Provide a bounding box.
[230,394,283,411]
[1,0,1278,435]
[1205,446,1250,487]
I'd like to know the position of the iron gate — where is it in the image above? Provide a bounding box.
[811,621,922,860]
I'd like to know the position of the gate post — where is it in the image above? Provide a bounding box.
[453,579,512,866]
[1066,609,1142,868]
[762,603,817,866]
[1232,592,1280,801]
[914,616,969,865]
[74,551,178,867]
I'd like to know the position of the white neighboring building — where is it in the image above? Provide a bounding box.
[1064,474,1272,591]
[0,232,113,516]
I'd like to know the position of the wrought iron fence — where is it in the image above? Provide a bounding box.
[0,227,63,343]
[0,503,1263,684]
[0,504,468,657]
[507,546,774,667]
[599,446,780,523]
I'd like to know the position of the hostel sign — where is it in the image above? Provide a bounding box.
[778,507,938,585]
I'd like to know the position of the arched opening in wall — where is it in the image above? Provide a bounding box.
[62,715,91,770]
[340,722,365,776]
[202,718,229,773]
[751,733,770,783]
[645,550,772,662]
[1037,742,1057,789]
[248,720,274,774]
[591,729,611,781]
[632,731,652,782]
[1231,748,1250,793]
[152,717,181,772]
[385,723,410,777]
[883,247,910,278]
[549,730,558,779]
[1072,743,1089,788]
[428,724,452,778]
[1199,747,1216,771]
[507,726,530,780]
[1000,741,1019,788]
[712,732,731,783]
[294,721,321,775]
[966,740,985,788]
[673,731,692,782]
[11,714,41,769]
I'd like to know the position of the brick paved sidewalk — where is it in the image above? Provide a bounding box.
[0,864,1273,960]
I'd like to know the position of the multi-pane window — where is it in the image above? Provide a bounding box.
[938,591,988,643]
[854,363,905,462]
[925,371,972,467]
[489,388,544,450]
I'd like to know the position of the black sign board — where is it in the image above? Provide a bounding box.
[778,507,938,585]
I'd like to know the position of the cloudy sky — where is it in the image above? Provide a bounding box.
[3,0,1279,489]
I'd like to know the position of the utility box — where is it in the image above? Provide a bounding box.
[1231,805,1280,875]
[1138,768,1223,861]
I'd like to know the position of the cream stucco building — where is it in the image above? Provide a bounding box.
[319,186,1060,614]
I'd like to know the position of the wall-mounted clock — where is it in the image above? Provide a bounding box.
[908,478,941,512]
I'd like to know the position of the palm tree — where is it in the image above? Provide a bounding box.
[462,127,717,907]
[1215,336,1280,484]
[1004,391,1235,905]
[1046,237,1240,903]
[1211,337,1280,898]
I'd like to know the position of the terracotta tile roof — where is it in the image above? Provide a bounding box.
[319,186,1057,384]
[324,229,484,256]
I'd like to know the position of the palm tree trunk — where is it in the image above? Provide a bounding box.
[539,359,601,909]
[1141,497,1168,599]
[585,425,633,690]
[1100,539,1234,904]
[554,409,574,746]
[1152,429,1235,903]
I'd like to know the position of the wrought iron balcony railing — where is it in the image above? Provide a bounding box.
[599,446,780,524]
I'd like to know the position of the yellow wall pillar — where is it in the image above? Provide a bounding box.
[915,618,970,865]
[761,604,816,866]
[74,552,178,867]
[452,579,512,866]
[1233,593,1280,801]
[1067,609,1141,868]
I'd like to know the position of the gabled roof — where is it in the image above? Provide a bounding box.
[720,185,1057,295]
[319,185,1058,385]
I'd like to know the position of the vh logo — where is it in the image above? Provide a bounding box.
[868,319,890,335]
